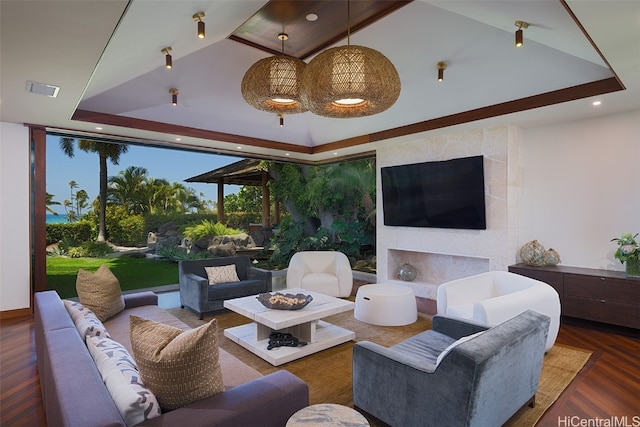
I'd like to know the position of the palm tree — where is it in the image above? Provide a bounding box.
[172,183,202,213]
[74,189,89,217]
[46,192,61,216]
[59,137,128,242]
[108,166,148,214]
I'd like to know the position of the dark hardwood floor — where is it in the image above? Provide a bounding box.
[0,314,638,427]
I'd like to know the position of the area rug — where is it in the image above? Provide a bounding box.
[168,307,591,426]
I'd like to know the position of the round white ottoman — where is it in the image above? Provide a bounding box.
[354,283,418,326]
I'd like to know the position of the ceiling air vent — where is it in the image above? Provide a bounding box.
[26,80,60,98]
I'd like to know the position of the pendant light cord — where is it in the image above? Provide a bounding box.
[347,0,351,45]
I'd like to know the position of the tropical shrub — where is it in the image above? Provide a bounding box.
[182,220,243,241]
[66,241,113,258]
[156,246,210,262]
[225,212,261,232]
[145,212,215,235]
[46,220,94,245]
[268,218,331,267]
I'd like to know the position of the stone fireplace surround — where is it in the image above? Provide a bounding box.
[376,125,524,301]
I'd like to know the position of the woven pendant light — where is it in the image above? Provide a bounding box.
[241,33,307,115]
[301,45,400,118]
[300,0,400,118]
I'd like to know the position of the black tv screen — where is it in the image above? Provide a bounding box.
[381,155,486,229]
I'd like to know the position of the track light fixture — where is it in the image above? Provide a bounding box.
[161,47,172,69]
[193,12,205,39]
[515,20,529,47]
[169,88,179,106]
[437,61,447,82]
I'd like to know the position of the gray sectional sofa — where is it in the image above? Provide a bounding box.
[34,290,309,427]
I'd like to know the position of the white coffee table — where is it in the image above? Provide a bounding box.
[223,288,355,366]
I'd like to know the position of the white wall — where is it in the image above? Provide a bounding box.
[375,109,639,293]
[520,110,640,271]
[0,122,31,311]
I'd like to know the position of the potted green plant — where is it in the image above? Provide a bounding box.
[611,232,640,278]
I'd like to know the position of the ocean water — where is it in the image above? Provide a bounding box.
[46,213,69,224]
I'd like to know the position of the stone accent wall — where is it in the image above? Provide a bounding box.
[376,125,524,299]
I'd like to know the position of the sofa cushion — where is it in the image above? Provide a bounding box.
[205,264,240,285]
[76,264,125,321]
[87,335,161,426]
[206,279,265,301]
[63,300,111,341]
[129,315,224,411]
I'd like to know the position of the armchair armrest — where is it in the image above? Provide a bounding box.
[354,341,438,373]
[247,266,273,291]
[472,285,560,325]
[123,291,158,308]
[181,272,208,287]
[179,272,209,310]
[432,315,488,339]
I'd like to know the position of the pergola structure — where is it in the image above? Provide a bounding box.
[185,158,279,227]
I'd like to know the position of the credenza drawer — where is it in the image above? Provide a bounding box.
[563,296,640,329]
[564,274,640,305]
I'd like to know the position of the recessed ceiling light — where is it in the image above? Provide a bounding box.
[176,138,181,141]
[285,153,290,156]
[95,127,103,130]
[333,152,338,155]
[306,13,318,22]
[237,146,243,150]
[592,100,602,106]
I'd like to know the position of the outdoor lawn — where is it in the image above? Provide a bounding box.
[46,257,179,299]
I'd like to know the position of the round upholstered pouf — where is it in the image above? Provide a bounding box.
[354,283,418,326]
[286,404,369,427]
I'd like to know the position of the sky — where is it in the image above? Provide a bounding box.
[45,134,242,212]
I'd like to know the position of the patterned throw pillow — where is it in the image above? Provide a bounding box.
[129,315,224,411]
[87,335,161,426]
[63,300,111,341]
[76,264,125,321]
[204,264,240,285]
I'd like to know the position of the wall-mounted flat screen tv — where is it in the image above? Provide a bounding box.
[381,155,486,229]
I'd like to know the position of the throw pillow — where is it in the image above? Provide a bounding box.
[63,300,111,341]
[205,264,240,285]
[87,335,161,426]
[129,315,224,411]
[436,331,485,366]
[76,264,125,321]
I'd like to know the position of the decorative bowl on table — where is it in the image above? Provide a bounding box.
[257,292,313,310]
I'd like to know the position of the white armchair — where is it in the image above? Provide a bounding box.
[436,271,561,351]
[286,251,353,298]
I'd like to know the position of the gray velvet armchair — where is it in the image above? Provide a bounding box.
[178,256,272,319]
[353,310,550,427]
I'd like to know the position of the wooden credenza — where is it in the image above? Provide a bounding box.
[509,263,640,329]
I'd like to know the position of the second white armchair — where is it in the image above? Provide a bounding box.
[286,251,353,298]
[436,271,561,351]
